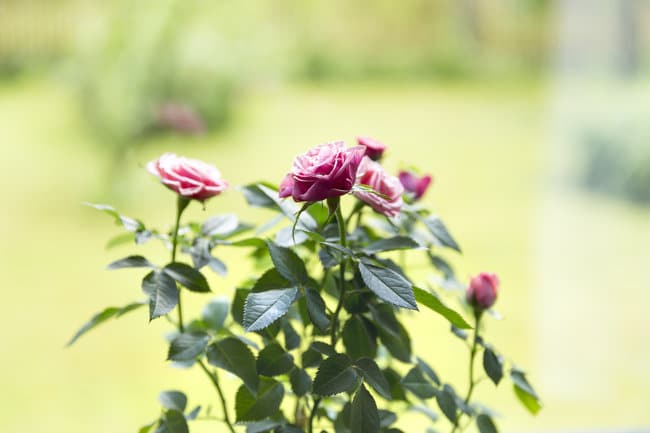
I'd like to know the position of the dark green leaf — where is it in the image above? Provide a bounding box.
[310,341,336,356]
[157,409,189,433]
[301,347,323,368]
[201,213,239,236]
[363,236,421,254]
[377,320,412,363]
[257,343,294,376]
[378,410,397,428]
[282,320,301,351]
[290,368,312,396]
[383,368,407,401]
[313,354,358,396]
[67,302,144,346]
[334,402,352,433]
[252,268,293,293]
[235,377,285,422]
[246,420,282,433]
[416,357,441,386]
[436,386,457,423]
[107,255,155,270]
[451,325,469,340]
[145,271,179,320]
[243,288,298,331]
[402,367,437,399]
[422,216,461,252]
[186,406,201,420]
[429,254,456,280]
[231,288,249,325]
[278,425,306,433]
[354,358,391,400]
[511,369,541,415]
[207,338,258,393]
[159,390,187,412]
[411,405,438,422]
[167,332,209,362]
[413,287,471,329]
[350,384,380,433]
[266,241,308,284]
[201,297,229,330]
[359,262,417,310]
[163,263,210,293]
[342,316,377,360]
[242,184,317,230]
[476,414,498,433]
[305,287,330,331]
[483,347,504,386]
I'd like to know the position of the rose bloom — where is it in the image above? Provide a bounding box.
[353,156,404,217]
[398,170,432,200]
[147,153,228,201]
[466,272,499,311]
[279,141,365,202]
[357,136,387,161]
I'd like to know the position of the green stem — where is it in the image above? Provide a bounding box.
[330,205,348,347]
[171,197,189,332]
[450,313,482,433]
[198,360,236,433]
[308,397,321,433]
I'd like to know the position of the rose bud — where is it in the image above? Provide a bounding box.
[466,272,499,311]
[398,170,432,200]
[279,141,365,202]
[357,136,387,161]
[353,156,404,217]
[147,153,228,201]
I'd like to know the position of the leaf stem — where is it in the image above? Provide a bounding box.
[308,397,321,433]
[171,196,189,332]
[198,360,236,433]
[450,313,482,433]
[330,204,348,347]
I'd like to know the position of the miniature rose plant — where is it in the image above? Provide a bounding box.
[69,140,541,433]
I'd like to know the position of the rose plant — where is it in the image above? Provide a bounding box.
[69,138,541,433]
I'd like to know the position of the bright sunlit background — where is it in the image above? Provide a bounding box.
[1,1,649,432]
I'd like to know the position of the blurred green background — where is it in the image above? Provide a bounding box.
[1,0,650,432]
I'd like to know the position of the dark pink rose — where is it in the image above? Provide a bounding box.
[466,272,499,311]
[354,157,404,217]
[398,170,432,200]
[147,153,228,201]
[357,136,387,161]
[280,141,365,202]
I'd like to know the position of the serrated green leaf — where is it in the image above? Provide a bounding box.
[167,332,209,362]
[422,216,461,252]
[235,377,285,422]
[107,255,155,270]
[163,263,210,293]
[257,343,294,376]
[483,347,504,386]
[158,390,187,412]
[377,320,412,363]
[282,320,301,351]
[67,302,144,346]
[310,341,336,356]
[342,316,377,360]
[231,288,249,325]
[301,347,323,368]
[243,288,298,331]
[252,268,293,293]
[402,367,437,399]
[476,414,498,433]
[207,338,258,393]
[436,386,457,423]
[304,287,330,331]
[201,297,229,330]
[350,384,379,433]
[363,236,421,254]
[290,368,312,397]
[354,358,391,400]
[144,271,179,321]
[313,354,358,396]
[359,262,417,310]
[266,241,308,284]
[413,287,471,329]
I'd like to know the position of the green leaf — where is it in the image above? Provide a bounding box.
[476,414,499,433]
[107,255,155,270]
[377,320,412,363]
[67,302,144,346]
[282,320,301,351]
[257,342,295,376]
[246,420,282,433]
[242,184,317,230]
[436,386,457,423]
[354,358,391,400]
[511,369,541,415]
[310,341,336,356]
[266,241,308,284]
[158,390,187,412]
[235,377,285,422]
[201,213,239,236]
[483,347,504,386]
[378,410,397,428]
[290,368,312,397]
[231,288,249,325]
[207,338,258,393]
[313,354,358,396]
[422,215,461,252]
[301,347,323,368]
[402,367,437,399]
[305,287,330,331]
[157,409,189,433]
[359,262,417,310]
[252,268,293,292]
[83,202,144,233]
[363,236,421,254]
[167,332,209,362]
[144,271,179,321]
[416,357,441,386]
[413,287,472,329]
[350,384,380,433]
[201,297,229,330]
[243,288,298,331]
[163,263,210,293]
[383,368,407,401]
[342,316,377,360]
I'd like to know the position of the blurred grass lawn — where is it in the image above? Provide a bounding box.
[1,77,648,433]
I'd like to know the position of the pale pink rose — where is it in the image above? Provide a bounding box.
[353,157,404,217]
[279,141,365,202]
[466,272,499,311]
[147,153,228,201]
[357,136,387,161]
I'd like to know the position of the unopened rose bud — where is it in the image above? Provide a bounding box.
[466,272,499,312]
[398,170,432,200]
[357,136,387,161]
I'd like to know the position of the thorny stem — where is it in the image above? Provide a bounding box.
[450,313,482,433]
[198,360,236,433]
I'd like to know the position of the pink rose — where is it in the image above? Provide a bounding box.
[353,157,404,217]
[398,170,432,200]
[147,153,228,201]
[357,136,387,161]
[279,141,365,202]
[466,272,499,311]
